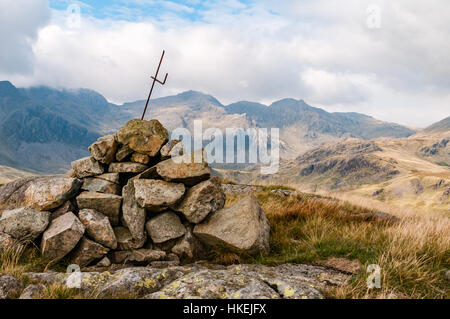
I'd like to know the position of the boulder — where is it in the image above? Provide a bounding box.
[0,177,38,211]
[108,162,148,174]
[116,119,169,156]
[88,134,118,164]
[121,180,146,244]
[113,226,146,250]
[115,144,133,162]
[51,200,76,221]
[78,209,117,249]
[160,139,182,159]
[19,284,45,299]
[146,211,186,244]
[69,237,110,267]
[71,157,104,178]
[173,176,225,223]
[0,275,22,299]
[109,249,166,264]
[41,212,85,262]
[194,195,270,256]
[131,153,150,165]
[156,149,211,186]
[133,179,185,212]
[24,177,82,211]
[82,173,120,195]
[76,191,122,226]
[0,208,50,240]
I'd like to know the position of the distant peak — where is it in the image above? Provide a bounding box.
[0,80,16,89]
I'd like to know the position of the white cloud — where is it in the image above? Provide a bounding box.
[1,0,449,127]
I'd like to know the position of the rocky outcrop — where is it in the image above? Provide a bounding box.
[194,195,270,255]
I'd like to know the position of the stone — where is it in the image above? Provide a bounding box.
[115,144,133,162]
[121,180,146,244]
[109,249,166,265]
[160,139,182,159]
[133,179,185,212]
[156,149,211,186]
[131,153,150,165]
[319,257,362,274]
[78,209,117,249]
[173,176,225,223]
[76,191,122,226]
[172,226,206,261]
[51,200,76,221]
[0,232,17,250]
[146,211,186,244]
[194,195,270,256]
[19,284,45,299]
[116,119,169,156]
[88,134,118,164]
[82,173,120,195]
[0,208,50,240]
[150,260,180,268]
[0,275,22,299]
[113,226,146,250]
[24,177,82,211]
[41,212,85,262]
[71,156,104,178]
[108,162,148,174]
[69,237,110,267]
[96,257,111,267]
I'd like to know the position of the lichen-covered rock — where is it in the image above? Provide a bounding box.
[78,209,117,249]
[0,177,39,211]
[19,284,45,299]
[69,237,110,267]
[146,212,186,244]
[71,157,104,178]
[121,180,146,244]
[109,249,166,265]
[76,191,122,226]
[133,179,185,212]
[131,153,151,165]
[0,207,50,240]
[89,134,118,164]
[113,226,146,250]
[108,162,148,174]
[23,177,81,211]
[81,173,120,195]
[116,119,169,157]
[194,195,270,256]
[156,149,211,186]
[0,275,22,299]
[41,212,85,262]
[173,176,225,223]
[115,144,133,162]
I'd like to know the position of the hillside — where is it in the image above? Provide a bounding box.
[0,82,416,174]
[420,115,450,134]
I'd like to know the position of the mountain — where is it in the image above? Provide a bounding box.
[0,82,417,173]
[421,115,450,134]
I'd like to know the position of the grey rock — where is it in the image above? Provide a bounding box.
[109,249,166,265]
[82,173,120,195]
[146,211,186,244]
[19,284,45,299]
[0,207,50,240]
[69,237,110,267]
[173,176,225,223]
[121,180,146,244]
[0,275,22,299]
[194,195,270,256]
[156,149,211,186]
[78,209,117,249]
[71,156,104,178]
[88,134,118,164]
[108,162,148,174]
[171,225,206,261]
[134,179,185,212]
[76,191,122,226]
[51,200,76,221]
[113,226,146,250]
[41,212,85,262]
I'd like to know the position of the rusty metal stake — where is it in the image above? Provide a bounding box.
[141,50,168,120]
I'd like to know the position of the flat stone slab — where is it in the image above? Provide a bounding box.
[82,173,120,195]
[108,162,148,174]
[146,211,186,244]
[71,157,104,178]
[133,179,185,212]
[76,191,122,226]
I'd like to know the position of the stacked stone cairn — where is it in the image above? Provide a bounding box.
[0,119,270,269]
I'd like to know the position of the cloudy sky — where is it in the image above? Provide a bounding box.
[0,0,449,127]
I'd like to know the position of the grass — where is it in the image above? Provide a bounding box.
[223,190,449,299]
